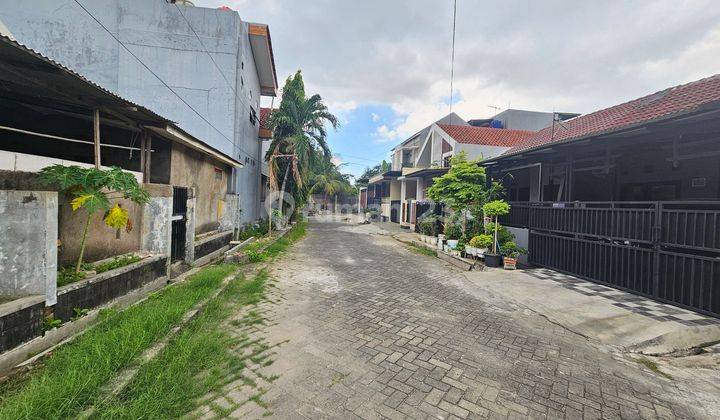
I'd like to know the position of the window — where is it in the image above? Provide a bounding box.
[249,106,258,126]
[214,167,223,180]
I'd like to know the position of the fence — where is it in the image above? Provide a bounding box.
[505,201,720,317]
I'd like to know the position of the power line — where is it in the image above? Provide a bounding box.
[174,3,255,156]
[449,0,458,118]
[72,0,258,163]
[172,3,260,163]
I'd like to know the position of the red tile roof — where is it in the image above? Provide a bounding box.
[437,124,535,147]
[503,74,720,157]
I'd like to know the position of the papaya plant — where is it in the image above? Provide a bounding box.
[40,165,150,274]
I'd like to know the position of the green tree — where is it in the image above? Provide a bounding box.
[426,152,500,235]
[265,70,338,217]
[309,158,354,210]
[355,160,391,187]
[482,200,511,255]
[40,165,149,273]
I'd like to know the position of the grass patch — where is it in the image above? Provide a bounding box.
[0,264,237,419]
[57,255,141,287]
[635,357,673,380]
[408,242,437,257]
[94,254,141,274]
[242,220,307,263]
[91,270,270,418]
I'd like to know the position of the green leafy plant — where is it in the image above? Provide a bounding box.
[246,250,268,263]
[482,200,511,255]
[418,214,439,236]
[426,152,503,236]
[443,220,463,240]
[57,267,88,287]
[71,308,90,321]
[40,165,149,274]
[469,234,493,249]
[94,254,141,274]
[42,315,62,332]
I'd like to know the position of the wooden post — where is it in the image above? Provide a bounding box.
[93,109,101,169]
[144,134,152,182]
[139,131,147,183]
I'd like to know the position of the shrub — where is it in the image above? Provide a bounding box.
[482,200,511,217]
[469,234,493,249]
[443,220,462,240]
[94,254,141,274]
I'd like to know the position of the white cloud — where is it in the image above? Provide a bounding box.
[371,112,380,122]
[374,124,401,143]
[200,0,720,145]
[330,154,343,166]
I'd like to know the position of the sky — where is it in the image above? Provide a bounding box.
[197,0,720,178]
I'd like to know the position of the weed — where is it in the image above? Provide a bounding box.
[70,308,90,321]
[57,267,87,287]
[41,315,62,332]
[409,243,437,257]
[635,357,673,380]
[0,264,237,419]
[94,254,141,274]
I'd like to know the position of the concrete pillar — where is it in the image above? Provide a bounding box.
[184,188,196,263]
[140,184,172,257]
[0,190,58,305]
[416,178,425,200]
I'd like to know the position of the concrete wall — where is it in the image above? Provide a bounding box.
[493,109,555,131]
[0,0,264,225]
[0,190,57,305]
[454,143,510,162]
[169,143,230,234]
[140,183,172,256]
[0,170,142,267]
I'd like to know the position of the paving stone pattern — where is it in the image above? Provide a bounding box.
[526,269,720,327]
[255,221,712,419]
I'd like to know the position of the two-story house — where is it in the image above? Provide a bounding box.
[368,109,575,228]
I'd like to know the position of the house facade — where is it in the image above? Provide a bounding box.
[0,34,250,352]
[368,110,549,228]
[0,0,278,225]
[485,75,720,317]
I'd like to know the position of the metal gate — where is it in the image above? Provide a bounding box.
[171,187,188,261]
[507,201,720,317]
[390,200,401,223]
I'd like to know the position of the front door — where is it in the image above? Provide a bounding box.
[171,187,188,261]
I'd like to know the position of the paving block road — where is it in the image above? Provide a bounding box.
[244,220,717,419]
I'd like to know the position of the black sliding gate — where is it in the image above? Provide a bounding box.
[171,187,188,261]
[503,201,720,317]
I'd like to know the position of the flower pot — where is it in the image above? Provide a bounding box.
[465,246,476,256]
[478,248,488,257]
[503,257,517,270]
[484,253,503,267]
[443,244,451,252]
[447,239,459,249]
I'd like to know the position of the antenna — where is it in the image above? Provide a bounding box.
[448,0,457,116]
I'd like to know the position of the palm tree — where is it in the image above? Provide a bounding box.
[266,71,338,217]
[309,158,352,212]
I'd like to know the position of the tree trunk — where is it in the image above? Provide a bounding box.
[76,212,93,273]
[278,164,290,218]
[493,215,499,254]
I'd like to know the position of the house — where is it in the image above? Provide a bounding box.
[259,107,274,211]
[484,74,720,317]
[368,110,556,228]
[0,0,278,226]
[0,34,249,353]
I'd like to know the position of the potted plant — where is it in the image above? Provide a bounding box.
[444,219,462,249]
[502,242,527,270]
[468,234,493,258]
[482,200,511,267]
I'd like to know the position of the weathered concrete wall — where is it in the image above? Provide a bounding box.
[0,190,57,305]
[170,143,229,234]
[220,193,239,232]
[58,198,143,267]
[0,0,264,225]
[0,170,143,267]
[140,183,172,256]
